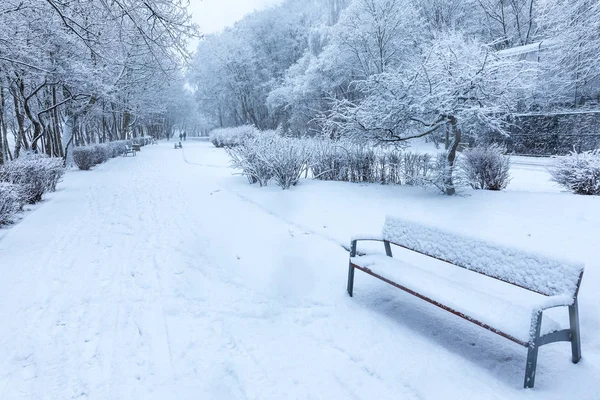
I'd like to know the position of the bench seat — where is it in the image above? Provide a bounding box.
[351,253,566,345]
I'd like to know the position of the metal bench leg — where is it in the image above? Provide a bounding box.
[347,240,357,297]
[569,299,582,363]
[524,311,542,388]
[347,263,355,297]
[384,241,393,257]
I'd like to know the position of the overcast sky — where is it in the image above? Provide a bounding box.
[189,0,285,34]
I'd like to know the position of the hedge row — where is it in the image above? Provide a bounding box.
[218,128,514,193]
[0,153,65,225]
[72,140,131,170]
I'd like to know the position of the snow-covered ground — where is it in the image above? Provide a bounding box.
[0,141,598,399]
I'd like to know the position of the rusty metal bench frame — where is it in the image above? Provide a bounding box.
[347,237,583,388]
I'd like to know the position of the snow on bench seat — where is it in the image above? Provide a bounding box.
[350,254,563,345]
[381,216,584,297]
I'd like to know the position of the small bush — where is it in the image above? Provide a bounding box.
[550,149,600,195]
[210,125,257,148]
[459,144,511,190]
[72,146,97,170]
[0,182,23,225]
[403,152,432,186]
[265,136,312,189]
[227,133,275,186]
[0,153,65,203]
[311,141,348,181]
[430,153,456,194]
[37,156,65,192]
[93,145,111,164]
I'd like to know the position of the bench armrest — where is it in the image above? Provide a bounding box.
[350,235,383,242]
[349,236,392,258]
[535,294,575,312]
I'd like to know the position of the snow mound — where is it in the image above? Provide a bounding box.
[382,216,584,297]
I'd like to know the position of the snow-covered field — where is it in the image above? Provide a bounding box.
[0,141,598,400]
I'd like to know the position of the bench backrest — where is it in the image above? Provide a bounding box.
[382,216,584,297]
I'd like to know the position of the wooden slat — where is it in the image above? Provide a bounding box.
[351,263,530,347]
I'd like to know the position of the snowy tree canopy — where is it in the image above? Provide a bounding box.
[0,0,199,163]
[188,0,600,137]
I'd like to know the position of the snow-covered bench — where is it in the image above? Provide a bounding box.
[123,146,136,157]
[347,216,584,388]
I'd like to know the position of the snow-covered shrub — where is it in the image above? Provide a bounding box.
[311,141,379,183]
[36,156,65,192]
[347,145,377,183]
[403,152,432,186]
[210,125,257,148]
[227,133,275,186]
[311,140,433,185]
[0,153,65,203]
[0,182,23,225]
[93,144,111,164]
[430,153,456,194]
[550,149,600,195]
[460,144,511,190]
[227,133,312,189]
[265,137,312,189]
[107,140,129,157]
[72,146,97,170]
[311,141,347,181]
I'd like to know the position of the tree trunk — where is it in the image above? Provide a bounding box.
[12,87,28,158]
[443,115,462,196]
[0,83,6,164]
[21,79,45,153]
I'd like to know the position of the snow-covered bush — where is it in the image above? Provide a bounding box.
[550,150,600,195]
[132,137,146,146]
[459,144,511,190]
[73,140,128,170]
[37,156,65,192]
[265,137,312,189]
[430,153,456,194]
[311,140,432,185]
[347,145,377,183]
[227,133,312,189]
[72,146,98,170]
[93,144,111,164]
[227,134,275,186]
[311,141,348,181]
[403,152,432,186]
[0,182,23,226]
[0,153,65,204]
[210,125,257,148]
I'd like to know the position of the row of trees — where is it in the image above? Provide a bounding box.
[0,0,199,165]
[189,0,600,192]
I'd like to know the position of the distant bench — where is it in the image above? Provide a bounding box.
[347,216,584,388]
[123,145,136,157]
